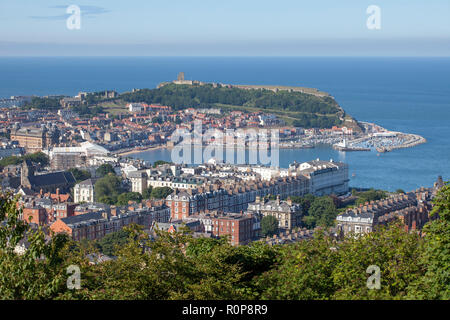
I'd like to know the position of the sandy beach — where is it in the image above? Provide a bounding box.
[115,144,170,157]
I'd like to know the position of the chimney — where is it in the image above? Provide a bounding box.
[102,211,110,220]
[276,195,280,205]
[287,197,292,206]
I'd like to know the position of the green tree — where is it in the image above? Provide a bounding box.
[69,168,91,183]
[304,196,338,229]
[261,215,279,237]
[116,192,143,206]
[257,230,338,299]
[142,186,153,200]
[95,230,130,256]
[332,222,423,299]
[407,183,450,299]
[94,174,123,204]
[291,194,316,213]
[153,160,172,168]
[95,163,115,177]
[0,192,73,299]
[0,152,50,169]
[355,189,387,206]
[150,187,173,199]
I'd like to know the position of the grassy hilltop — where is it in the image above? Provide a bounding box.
[120,83,360,130]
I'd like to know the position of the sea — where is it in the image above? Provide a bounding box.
[1,57,449,192]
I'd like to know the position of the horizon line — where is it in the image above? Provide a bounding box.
[1,55,450,58]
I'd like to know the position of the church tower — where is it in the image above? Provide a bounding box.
[20,160,34,188]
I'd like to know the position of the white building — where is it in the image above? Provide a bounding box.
[49,141,109,159]
[128,103,144,113]
[121,164,139,178]
[251,166,281,181]
[295,159,349,196]
[74,178,96,203]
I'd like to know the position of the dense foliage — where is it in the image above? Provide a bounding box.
[291,195,339,229]
[93,230,129,256]
[94,174,124,204]
[352,188,388,206]
[116,192,143,206]
[261,215,278,237]
[23,97,62,110]
[0,184,449,300]
[70,104,104,117]
[120,84,343,128]
[0,152,49,169]
[95,163,116,177]
[150,187,173,199]
[153,160,172,167]
[68,168,91,183]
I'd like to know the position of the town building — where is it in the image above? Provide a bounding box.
[20,160,76,193]
[10,126,58,152]
[246,196,303,231]
[74,178,96,203]
[335,183,442,237]
[49,141,109,170]
[291,159,349,196]
[50,204,170,241]
[210,212,258,246]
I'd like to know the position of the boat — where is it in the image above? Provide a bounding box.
[376,146,389,153]
[333,139,370,152]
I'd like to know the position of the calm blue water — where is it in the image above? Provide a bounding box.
[1,57,449,191]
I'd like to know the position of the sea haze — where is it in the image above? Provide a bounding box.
[1,57,449,191]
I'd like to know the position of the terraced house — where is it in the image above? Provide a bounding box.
[336,177,444,236]
[50,205,170,241]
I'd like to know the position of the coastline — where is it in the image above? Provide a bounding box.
[116,126,427,157]
[114,144,169,157]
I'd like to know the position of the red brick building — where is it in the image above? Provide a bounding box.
[211,213,256,246]
[22,207,47,226]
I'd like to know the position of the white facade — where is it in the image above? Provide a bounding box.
[298,160,349,196]
[74,179,95,203]
[50,141,109,160]
[251,166,281,181]
[128,103,144,112]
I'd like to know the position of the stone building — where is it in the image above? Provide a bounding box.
[10,126,58,152]
[246,195,303,231]
[50,204,170,241]
[20,160,76,193]
[336,181,443,237]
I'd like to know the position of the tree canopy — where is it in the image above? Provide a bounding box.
[94,174,123,204]
[95,163,116,177]
[0,152,49,169]
[261,215,279,237]
[120,84,344,129]
[150,187,173,199]
[0,183,449,300]
[69,168,91,183]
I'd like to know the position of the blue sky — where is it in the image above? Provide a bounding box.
[1,0,449,56]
